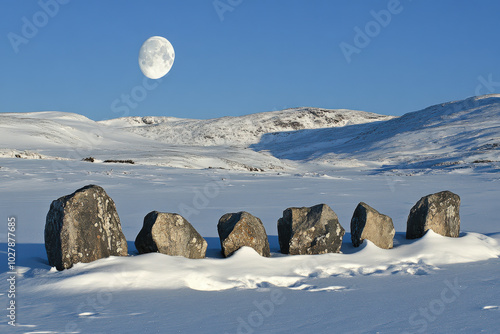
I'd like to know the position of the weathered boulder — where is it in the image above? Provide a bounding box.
[278,204,345,255]
[135,211,207,259]
[45,185,128,271]
[217,211,270,257]
[406,190,460,239]
[350,202,395,249]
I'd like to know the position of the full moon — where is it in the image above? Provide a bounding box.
[138,36,175,79]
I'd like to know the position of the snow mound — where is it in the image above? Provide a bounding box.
[0,149,70,160]
[0,111,107,150]
[24,231,499,293]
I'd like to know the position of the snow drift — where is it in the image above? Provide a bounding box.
[22,231,500,293]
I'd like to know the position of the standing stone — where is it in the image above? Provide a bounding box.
[351,202,395,249]
[217,211,270,257]
[45,185,128,271]
[135,211,207,259]
[406,190,461,239]
[278,204,345,255]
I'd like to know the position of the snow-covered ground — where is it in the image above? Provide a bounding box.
[0,97,499,333]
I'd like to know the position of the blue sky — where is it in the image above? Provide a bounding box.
[1,0,499,121]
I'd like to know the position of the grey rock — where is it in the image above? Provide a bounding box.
[406,190,461,239]
[351,202,395,249]
[45,185,128,271]
[217,211,270,257]
[135,211,207,259]
[278,204,345,255]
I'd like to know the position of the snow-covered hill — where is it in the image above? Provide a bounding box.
[0,107,390,171]
[99,107,392,146]
[1,96,500,173]
[252,95,500,172]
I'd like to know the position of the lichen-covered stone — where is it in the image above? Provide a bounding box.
[278,204,345,255]
[135,211,207,259]
[351,202,395,249]
[45,185,128,271]
[406,190,460,239]
[217,211,270,257]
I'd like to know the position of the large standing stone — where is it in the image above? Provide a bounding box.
[406,190,461,239]
[217,211,270,257]
[45,185,128,271]
[135,211,207,259]
[278,204,345,255]
[350,202,395,249]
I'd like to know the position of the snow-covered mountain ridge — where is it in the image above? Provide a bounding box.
[1,95,499,173]
[99,107,392,146]
[0,107,391,171]
[252,95,500,172]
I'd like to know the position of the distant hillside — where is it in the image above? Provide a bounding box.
[251,95,500,171]
[99,108,393,146]
[2,97,498,173]
[0,107,389,171]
